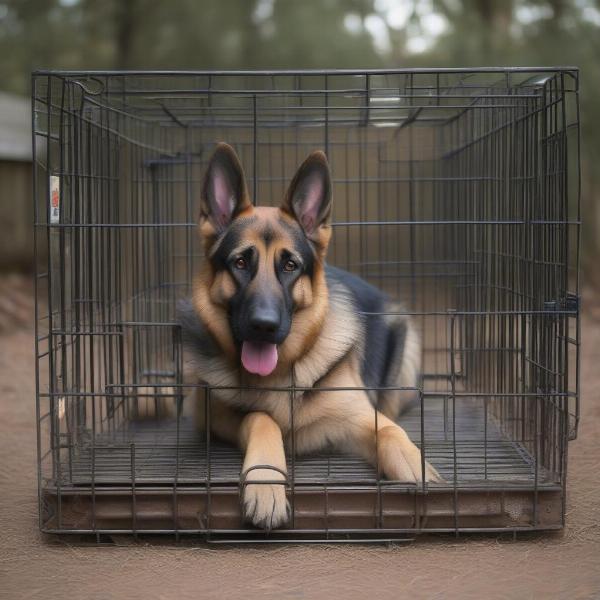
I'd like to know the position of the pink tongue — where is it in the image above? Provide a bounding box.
[241,341,278,377]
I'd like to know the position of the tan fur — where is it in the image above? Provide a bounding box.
[201,396,242,443]
[187,144,440,529]
[277,259,328,366]
[239,412,289,530]
[134,386,178,419]
[291,274,313,309]
[193,266,237,360]
[195,351,440,528]
[209,270,236,306]
[195,205,331,372]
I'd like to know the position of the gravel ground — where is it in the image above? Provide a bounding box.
[1,278,599,600]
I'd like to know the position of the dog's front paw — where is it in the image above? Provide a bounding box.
[421,458,444,483]
[378,425,444,483]
[241,468,290,530]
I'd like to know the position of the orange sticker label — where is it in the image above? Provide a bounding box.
[49,176,60,224]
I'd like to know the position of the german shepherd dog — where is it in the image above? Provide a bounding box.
[179,143,441,530]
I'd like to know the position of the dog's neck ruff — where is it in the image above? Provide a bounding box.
[291,281,359,388]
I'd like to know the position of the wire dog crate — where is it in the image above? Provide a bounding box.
[33,68,580,542]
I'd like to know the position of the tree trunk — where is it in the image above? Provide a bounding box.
[114,0,137,69]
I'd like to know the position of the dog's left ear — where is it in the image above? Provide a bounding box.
[281,151,332,244]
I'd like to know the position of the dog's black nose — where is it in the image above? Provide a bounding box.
[249,308,280,334]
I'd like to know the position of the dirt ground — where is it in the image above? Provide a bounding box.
[1,278,599,600]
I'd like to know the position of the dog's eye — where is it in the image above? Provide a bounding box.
[283,259,297,272]
[234,257,247,270]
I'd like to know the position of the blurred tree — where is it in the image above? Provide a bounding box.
[430,0,514,59]
[0,0,598,279]
[408,0,600,282]
[0,0,386,91]
[114,0,138,69]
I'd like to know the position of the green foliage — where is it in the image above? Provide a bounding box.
[0,0,385,91]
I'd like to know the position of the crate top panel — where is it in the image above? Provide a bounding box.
[32,68,578,130]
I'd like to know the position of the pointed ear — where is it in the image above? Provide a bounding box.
[200,143,251,233]
[281,151,332,243]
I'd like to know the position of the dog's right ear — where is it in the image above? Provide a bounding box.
[200,143,251,234]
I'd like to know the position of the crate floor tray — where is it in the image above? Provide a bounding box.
[54,399,555,487]
[43,399,563,536]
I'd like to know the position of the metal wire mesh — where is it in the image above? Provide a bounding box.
[32,68,581,541]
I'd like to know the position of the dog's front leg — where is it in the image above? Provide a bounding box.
[297,389,442,483]
[239,412,290,530]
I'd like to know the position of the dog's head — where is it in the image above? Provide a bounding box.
[196,143,332,376]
